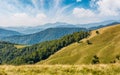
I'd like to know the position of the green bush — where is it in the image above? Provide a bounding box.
[91,55,100,64]
[86,40,92,45]
[96,31,99,34]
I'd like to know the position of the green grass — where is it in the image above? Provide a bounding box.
[39,24,120,64]
[0,64,120,75]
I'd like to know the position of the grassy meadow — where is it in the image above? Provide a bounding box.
[14,45,27,49]
[0,64,120,75]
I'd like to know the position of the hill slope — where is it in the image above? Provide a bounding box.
[0,31,89,65]
[40,24,120,64]
[0,28,22,38]
[1,28,87,45]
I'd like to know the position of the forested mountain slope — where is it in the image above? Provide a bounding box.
[39,24,120,64]
[0,31,89,65]
[1,28,87,45]
[0,28,22,38]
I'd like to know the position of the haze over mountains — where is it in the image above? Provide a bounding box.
[0,28,22,38]
[3,20,120,34]
[1,28,87,45]
[4,22,78,34]
[0,20,120,45]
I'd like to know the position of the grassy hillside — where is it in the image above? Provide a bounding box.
[0,64,120,75]
[0,31,89,65]
[40,24,120,64]
[14,45,27,49]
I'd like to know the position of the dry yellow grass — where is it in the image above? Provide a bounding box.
[39,24,120,64]
[14,45,27,49]
[81,24,120,42]
[0,64,120,75]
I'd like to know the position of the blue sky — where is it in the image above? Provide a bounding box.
[0,0,120,27]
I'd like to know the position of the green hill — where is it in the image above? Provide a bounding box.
[0,31,89,65]
[1,28,87,45]
[0,28,22,38]
[39,24,120,64]
[1,24,120,65]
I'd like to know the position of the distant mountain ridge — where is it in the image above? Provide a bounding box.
[89,21,120,30]
[1,20,120,45]
[77,20,120,28]
[4,22,77,34]
[3,20,120,34]
[0,28,22,38]
[0,28,87,45]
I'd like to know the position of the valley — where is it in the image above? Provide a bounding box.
[0,0,120,74]
[0,24,120,75]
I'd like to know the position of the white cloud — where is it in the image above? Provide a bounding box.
[72,8,100,24]
[73,8,95,18]
[0,13,47,27]
[0,0,120,27]
[76,0,82,2]
[72,0,120,24]
[97,0,120,16]
[13,13,29,18]
[36,13,47,19]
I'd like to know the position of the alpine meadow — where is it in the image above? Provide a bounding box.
[0,0,120,75]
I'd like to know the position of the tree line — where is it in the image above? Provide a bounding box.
[0,31,90,65]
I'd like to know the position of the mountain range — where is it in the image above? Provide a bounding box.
[0,28,87,45]
[4,22,77,34]
[0,28,22,38]
[0,20,120,45]
[0,30,89,65]
[3,20,120,34]
[0,24,120,65]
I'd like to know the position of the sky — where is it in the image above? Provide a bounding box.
[0,0,120,27]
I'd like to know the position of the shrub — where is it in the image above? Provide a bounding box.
[116,55,120,60]
[91,55,100,64]
[86,40,92,45]
[110,60,116,63]
[0,58,2,65]
[96,31,99,34]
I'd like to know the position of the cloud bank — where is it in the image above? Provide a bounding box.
[0,0,120,27]
[73,0,120,23]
